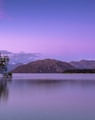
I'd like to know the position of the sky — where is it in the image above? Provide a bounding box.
[0,0,95,61]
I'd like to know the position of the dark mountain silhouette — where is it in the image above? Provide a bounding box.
[12,59,75,73]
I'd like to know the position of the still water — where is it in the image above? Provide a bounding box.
[0,74,95,120]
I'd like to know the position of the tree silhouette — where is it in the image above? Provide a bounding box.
[0,53,12,78]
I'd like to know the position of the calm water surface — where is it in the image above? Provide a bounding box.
[13,73,95,80]
[0,74,95,120]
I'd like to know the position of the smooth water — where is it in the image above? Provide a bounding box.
[13,73,95,80]
[0,74,95,120]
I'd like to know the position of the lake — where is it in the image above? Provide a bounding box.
[0,74,95,120]
[12,73,95,80]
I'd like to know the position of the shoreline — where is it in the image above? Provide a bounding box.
[0,73,95,80]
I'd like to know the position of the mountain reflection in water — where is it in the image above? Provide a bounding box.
[1,79,95,120]
[13,79,95,87]
[1,79,95,102]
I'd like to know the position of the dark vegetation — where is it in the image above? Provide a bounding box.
[64,69,95,73]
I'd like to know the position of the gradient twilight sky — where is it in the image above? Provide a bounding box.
[0,0,95,61]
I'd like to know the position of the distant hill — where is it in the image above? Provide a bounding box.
[70,60,95,69]
[12,59,75,73]
[0,50,43,71]
[8,63,23,71]
[0,50,42,64]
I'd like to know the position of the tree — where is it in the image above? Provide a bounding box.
[0,53,9,74]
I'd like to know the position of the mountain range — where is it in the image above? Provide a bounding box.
[70,60,95,69]
[12,59,95,73]
[1,50,95,73]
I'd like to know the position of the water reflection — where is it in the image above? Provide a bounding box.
[1,79,95,102]
[1,79,95,120]
[12,79,95,90]
[0,78,12,102]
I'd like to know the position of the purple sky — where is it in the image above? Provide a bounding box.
[0,0,95,61]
